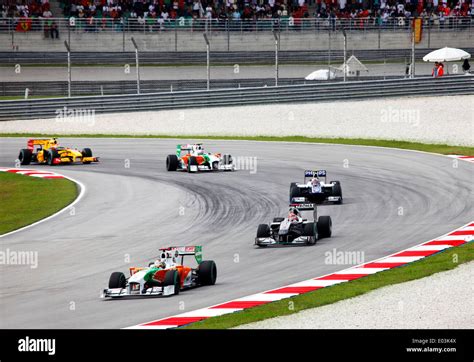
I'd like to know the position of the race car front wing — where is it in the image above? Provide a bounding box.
[255,235,313,246]
[101,285,175,298]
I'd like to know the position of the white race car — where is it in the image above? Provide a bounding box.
[101,246,216,298]
[290,170,343,205]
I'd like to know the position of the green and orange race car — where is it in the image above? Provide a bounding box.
[166,143,234,172]
[101,246,217,298]
[18,138,99,166]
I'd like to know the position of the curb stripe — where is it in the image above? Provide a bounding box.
[447,155,474,162]
[449,230,474,236]
[362,262,406,268]
[210,301,269,309]
[393,250,439,257]
[424,240,466,246]
[265,286,323,294]
[316,274,368,281]
[0,167,65,179]
[142,317,206,326]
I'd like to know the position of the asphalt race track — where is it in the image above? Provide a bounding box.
[0,138,472,328]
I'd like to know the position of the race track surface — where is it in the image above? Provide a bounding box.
[0,138,472,328]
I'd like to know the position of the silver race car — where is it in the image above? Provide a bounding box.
[255,204,332,247]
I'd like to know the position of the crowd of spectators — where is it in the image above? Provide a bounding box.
[56,0,473,23]
[1,1,60,37]
[2,1,53,18]
[1,0,473,32]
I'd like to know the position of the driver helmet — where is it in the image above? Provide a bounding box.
[288,207,300,219]
[193,144,203,154]
[154,260,166,269]
[311,177,320,186]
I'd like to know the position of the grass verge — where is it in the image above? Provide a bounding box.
[0,172,78,235]
[0,95,63,101]
[185,241,473,329]
[1,134,473,156]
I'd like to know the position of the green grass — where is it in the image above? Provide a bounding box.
[185,241,473,329]
[1,134,472,156]
[0,172,78,235]
[0,95,63,101]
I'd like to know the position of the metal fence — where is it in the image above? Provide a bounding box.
[1,16,473,34]
[0,76,472,121]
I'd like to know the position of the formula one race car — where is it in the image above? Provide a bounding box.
[166,143,234,173]
[290,170,342,205]
[101,246,217,298]
[255,204,332,247]
[18,138,99,166]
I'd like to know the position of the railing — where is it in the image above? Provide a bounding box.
[0,16,472,35]
[0,76,472,121]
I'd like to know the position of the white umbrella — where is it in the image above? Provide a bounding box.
[305,69,336,81]
[423,47,471,62]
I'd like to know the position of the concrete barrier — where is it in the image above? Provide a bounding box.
[1,29,472,52]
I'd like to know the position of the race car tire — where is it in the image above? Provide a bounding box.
[43,150,50,165]
[47,149,59,166]
[163,269,180,295]
[317,216,332,239]
[108,272,126,289]
[18,149,32,165]
[303,222,318,245]
[198,260,217,285]
[272,217,284,223]
[166,154,179,171]
[289,183,302,203]
[82,148,92,157]
[331,181,343,204]
[82,148,92,164]
[187,156,199,173]
[257,224,271,238]
[303,222,316,236]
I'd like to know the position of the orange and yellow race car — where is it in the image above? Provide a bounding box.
[166,143,234,172]
[18,138,99,166]
[101,246,217,298]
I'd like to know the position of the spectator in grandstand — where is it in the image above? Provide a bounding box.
[50,20,59,38]
[438,63,445,77]
[432,62,439,77]
[462,59,470,73]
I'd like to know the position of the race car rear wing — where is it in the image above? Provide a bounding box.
[290,199,318,221]
[159,245,203,264]
[290,197,315,211]
[304,169,327,182]
[27,138,58,151]
[176,144,203,156]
